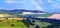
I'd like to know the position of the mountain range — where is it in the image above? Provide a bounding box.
[0,9,54,18]
[0,9,44,14]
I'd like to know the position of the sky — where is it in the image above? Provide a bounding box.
[0,0,60,13]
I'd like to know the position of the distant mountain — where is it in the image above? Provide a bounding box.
[0,9,54,18]
[0,9,44,14]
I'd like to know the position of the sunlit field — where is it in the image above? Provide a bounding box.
[0,17,52,28]
[0,17,27,28]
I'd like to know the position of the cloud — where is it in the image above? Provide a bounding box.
[5,0,24,4]
[50,3,60,8]
[38,0,45,4]
[38,0,42,2]
[31,0,44,11]
[35,0,44,4]
[48,0,54,3]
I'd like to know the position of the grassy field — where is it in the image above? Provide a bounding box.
[0,17,52,28]
[0,26,27,28]
[0,18,27,28]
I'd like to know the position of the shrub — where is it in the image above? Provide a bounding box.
[0,20,2,22]
[32,20,35,23]
[11,23,14,27]
[6,17,8,20]
[17,20,21,22]
[35,25,40,28]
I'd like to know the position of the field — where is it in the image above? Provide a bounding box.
[0,17,27,28]
[0,17,53,28]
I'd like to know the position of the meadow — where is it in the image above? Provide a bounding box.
[0,17,53,28]
[0,17,27,28]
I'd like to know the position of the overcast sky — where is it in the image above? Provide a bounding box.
[0,0,60,13]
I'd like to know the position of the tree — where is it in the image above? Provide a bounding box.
[22,16,34,28]
[35,25,40,28]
